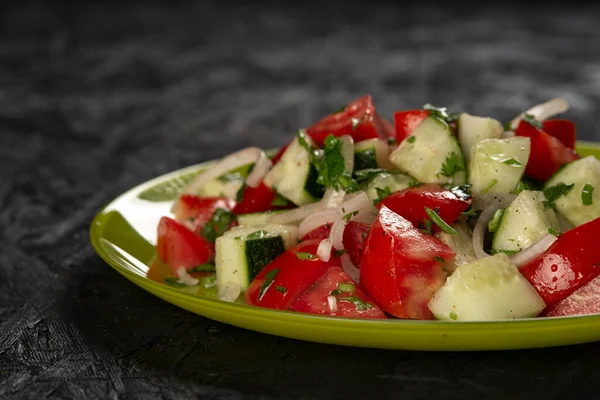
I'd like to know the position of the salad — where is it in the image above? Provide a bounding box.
[149,95,600,321]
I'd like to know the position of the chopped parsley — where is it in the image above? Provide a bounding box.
[373,186,392,205]
[354,168,387,182]
[449,311,458,320]
[296,251,317,260]
[489,249,519,256]
[259,268,280,300]
[164,277,187,288]
[503,121,512,131]
[425,207,459,236]
[343,211,358,222]
[418,219,433,235]
[488,209,504,233]
[337,296,373,311]
[482,179,498,193]
[582,184,594,206]
[271,191,291,207]
[337,282,355,294]
[423,103,460,124]
[522,114,543,129]
[201,208,236,243]
[297,131,360,192]
[501,157,522,167]
[548,227,558,236]
[406,136,416,143]
[543,183,574,209]
[434,256,445,263]
[440,152,465,178]
[188,263,216,273]
[235,183,246,202]
[461,207,481,219]
[447,184,472,200]
[330,289,342,296]
[202,276,217,288]
[333,249,346,258]
[514,180,538,195]
[247,230,269,240]
[275,285,287,293]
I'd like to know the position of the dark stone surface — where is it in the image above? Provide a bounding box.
[2,1,600,399]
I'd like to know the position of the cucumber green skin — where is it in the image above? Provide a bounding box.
[354,149,378,171]
[245,237,285,279]
[304,165,324,200]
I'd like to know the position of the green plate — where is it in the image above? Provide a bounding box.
[90,142,600,351]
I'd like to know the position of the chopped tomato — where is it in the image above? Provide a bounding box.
[542,119,576,150]
[172,195,236,237]
[305,95,391,145]
[291,266,386,319]
[343,221,370,267]
[245,240,341,310]
[377,184,471,232]
[516,119,579,182]
[519,217,600,310]
[393,110,429,144]
[360,206,453,319]
[233,181,293,215]
[301,224,332,241]
[156,217,213,274]
[544,275,600,317]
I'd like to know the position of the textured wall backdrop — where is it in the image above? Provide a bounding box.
[1,1,600,399]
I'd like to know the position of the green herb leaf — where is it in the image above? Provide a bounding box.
[548,227,558,236]
[296,251,317,260]
[330,289,342,296]
[271,191,291,207]
[354,168,387,182]
[489,249,519,256]
[201,208,237,243]
[418,219,433,236]
[373,186,392,205]
[275,285,287,293]
[424,207,459,235]
[461,207,481,218]
[503,121,512,131]
[482,179,498,193]
[434,256,445,263]
[449,311,458,320]
[337,282,355,294]
[406,136,416,143]
[337,296,373,311]
[543,183,574,209]
[387,137,397,146]
[343,211,358,222]
[423,103,460,124]
[259,268,280,300]
[247,230,269,240]
[188,263,216,273]
[202,276,217,288]
[333,249,346,258]
[440,152,465,178]
[235,183,246,203]
[522,114,543,129]
[501,157,522,167]
[447,184,472,200]
[164,277,187,288]
[217,163,253,183]
[582,184,594,206]
[488,209,504,233]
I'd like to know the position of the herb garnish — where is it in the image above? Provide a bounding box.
[296,252,317,260]
[543,183,574,209]
[440,152,466,178]
[582,184,594,206]
[188,263,216,273]
[201,208,236,243]
[423,103,460,124]
[259,268,280,300]
[425,207,459,235]
[373,186,392,205]
[247,230,269,240]
[337,296,373,311]
[522,114,543,129]
[501,158,522,167]
[354,168,387,182]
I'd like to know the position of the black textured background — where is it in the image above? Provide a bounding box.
[2,1,600,399]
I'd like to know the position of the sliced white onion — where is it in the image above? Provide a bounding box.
[317,239,334,262]
[183,147,262,194]
[352,205,378,225]
[217,281,241,302]
[327,295,338,313]
[176,267,199,286]
[322,188,346,208]
[511,234,558,268]
[374,139,395,171]
[267,201,325,225]
[339,191,370,215]
[330,218,347,250]
[298,208,341,238]
[245,151,272,188]
[341,254,360,284]
[339,135,355,173]
[472,195,516,259]
[510,98,569,130]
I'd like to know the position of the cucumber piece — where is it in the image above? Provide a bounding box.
[263,136,322,206]
[434,221,476,274]
[543,156,600,227]
[364,172,416,204]
[469,137,530,195]
[390,116,467,184]
[354,138,393,171]
[237,211,285,226]
[457,113,503,162]
[215,224,298,291]
[428,253,546,321]
[491,190,559,253]
[197,163,253,198]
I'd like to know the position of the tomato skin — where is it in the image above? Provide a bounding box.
[156,217,213,274]
[245,240,341,310]
[290,266,386,319]
[173,195,235,224]
[542,119,576,150]
[343,221,370,267]
[393,110,429,143]
[516,120,579,182]
[544,275,600,317]
[233,181,291,215]
[377,184,471,232]
[519,217,600,310]
[305,95,389,145]
[301,224,332,241]
[359,206,453,319]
